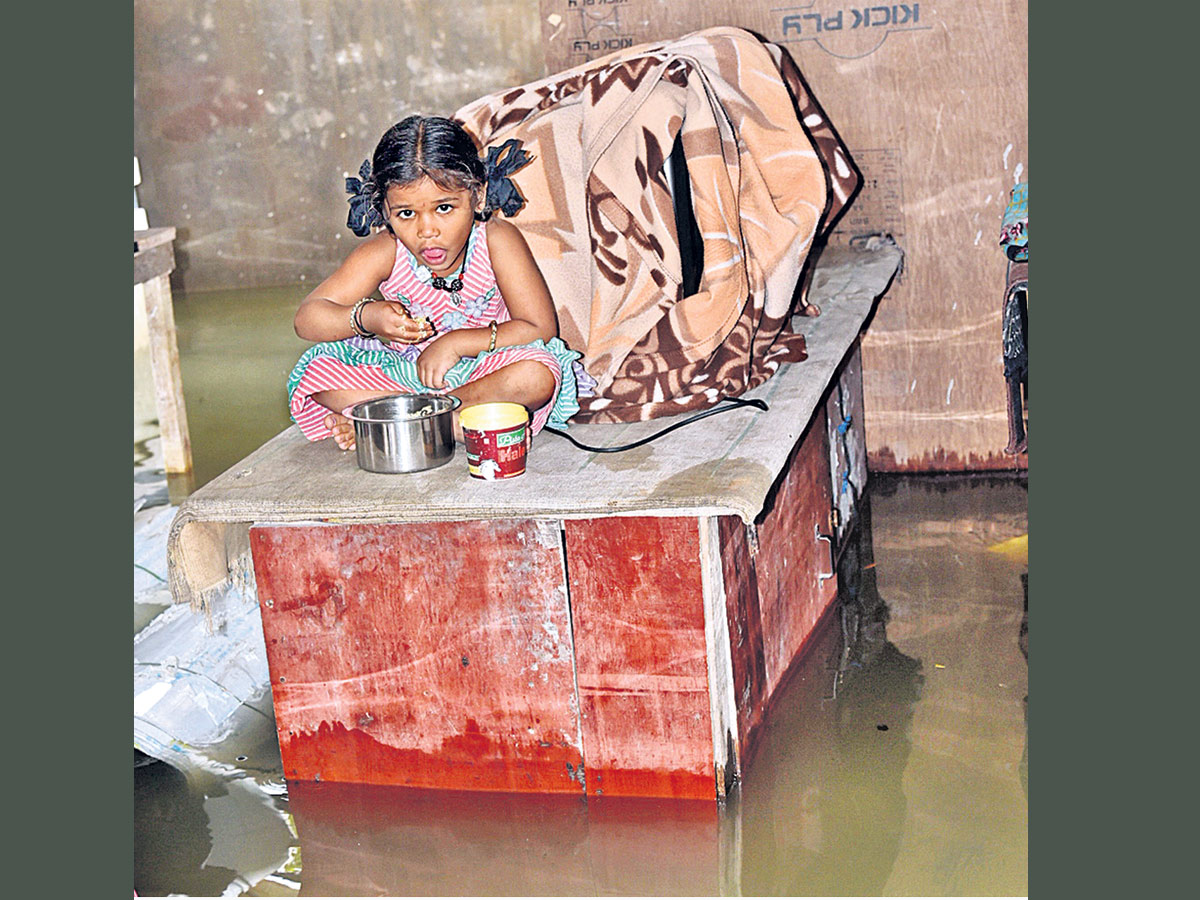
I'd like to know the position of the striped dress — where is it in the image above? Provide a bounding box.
[288,221,583,440]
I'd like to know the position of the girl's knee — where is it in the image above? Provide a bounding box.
[509,359,556,402]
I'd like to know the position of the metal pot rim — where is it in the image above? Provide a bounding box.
[345,393,461,424]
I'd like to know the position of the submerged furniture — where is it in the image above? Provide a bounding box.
[135,226,193,476]
[168,242,901,800]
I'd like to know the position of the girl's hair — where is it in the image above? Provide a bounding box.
[370,116,486,220]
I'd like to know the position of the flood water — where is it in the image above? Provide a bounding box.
[135,284,310,496]
[134,287,1028,897]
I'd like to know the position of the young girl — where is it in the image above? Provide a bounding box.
[287,115,583,450]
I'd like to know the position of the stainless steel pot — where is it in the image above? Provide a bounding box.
[345,394,460,473]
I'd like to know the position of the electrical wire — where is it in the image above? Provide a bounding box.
[543,396,769,453]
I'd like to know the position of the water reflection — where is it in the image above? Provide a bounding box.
[735,492,924,896]
[134,754,240,897]
[1019,571,1029,799]
[134,746,296,898]
[859,476,1029,896]
[287,783,726,896]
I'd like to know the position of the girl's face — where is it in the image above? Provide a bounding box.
[383,176,480,277]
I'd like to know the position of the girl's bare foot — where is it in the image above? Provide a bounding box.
[324,412,356,450]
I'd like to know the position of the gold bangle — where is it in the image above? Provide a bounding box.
[487,320,498,352]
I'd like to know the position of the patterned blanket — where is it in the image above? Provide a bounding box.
[455,26,860,422]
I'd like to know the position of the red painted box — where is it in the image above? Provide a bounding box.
[249,345,864,799]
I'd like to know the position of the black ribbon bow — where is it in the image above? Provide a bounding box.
[345,159,384,237]
[482,140,533,218]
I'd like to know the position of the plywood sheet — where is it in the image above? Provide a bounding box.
[564,516,715,798]
[753,417,838,697]
[250,519,585,792]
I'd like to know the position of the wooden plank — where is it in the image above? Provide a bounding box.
[133,226,176,251]
[563,516,715,799]
[134,241,175,284]
[752,414,837,698]
[141,273,192,474]
[716,513,769,762]
[250,519,585,793]
[697,516,738,797]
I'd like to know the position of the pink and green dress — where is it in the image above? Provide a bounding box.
[288,221,586,440]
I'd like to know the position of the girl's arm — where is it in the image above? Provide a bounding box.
[487,217,558,346]
[293,232,432,344]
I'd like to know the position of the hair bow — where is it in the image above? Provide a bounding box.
[482,140,533,218]
[345,159,384,237]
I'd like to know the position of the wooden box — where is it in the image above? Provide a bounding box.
[250,346,864,799]
[169,242,900,800]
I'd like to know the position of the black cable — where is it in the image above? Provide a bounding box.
[543,396,769,453]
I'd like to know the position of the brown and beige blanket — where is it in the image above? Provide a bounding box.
[454,26,859,422]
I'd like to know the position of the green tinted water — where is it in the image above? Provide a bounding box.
[135,284,310,494]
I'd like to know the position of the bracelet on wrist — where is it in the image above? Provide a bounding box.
[350,298,377,339]
[487,320,498,353]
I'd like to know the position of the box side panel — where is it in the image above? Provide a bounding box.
[250,519,584,792]
[754,417,838,698]
[564,516,715,799]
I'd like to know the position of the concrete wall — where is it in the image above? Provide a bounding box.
[134,0,545,293]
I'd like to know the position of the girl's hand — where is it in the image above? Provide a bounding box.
[416,335,464,389]
[362,300,435,345]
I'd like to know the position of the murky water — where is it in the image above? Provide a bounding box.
[136,284,310,495]
[134,288,1028,897]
